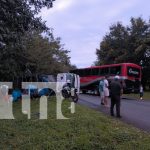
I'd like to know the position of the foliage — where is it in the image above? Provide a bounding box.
[0,0,55,80]
[0,99,150,149]
[96,17,150,86]
[124,91,150,100]
[96,22,129,65]
[24,32,72,75]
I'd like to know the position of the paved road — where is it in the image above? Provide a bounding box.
[78,94,150,132]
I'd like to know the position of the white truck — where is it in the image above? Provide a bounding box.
[2,73,80,102]
[57,73,80,103]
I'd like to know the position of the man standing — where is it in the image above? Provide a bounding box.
[110,75,123,118]
[99,77,104,105]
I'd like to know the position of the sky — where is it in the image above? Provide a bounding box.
[40,0,150,68]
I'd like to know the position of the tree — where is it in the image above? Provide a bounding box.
[96,17,150,65]
[24,32,72,75]
[0,0,55,80]
[96,22,129,65]
[0,0,55,47]
[96,17,150,88]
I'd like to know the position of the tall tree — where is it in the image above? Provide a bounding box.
[96,17,150,87]
[96,22,129,65]
[24,32,71,75]
[0,0,55,80]
[96,17,150,65]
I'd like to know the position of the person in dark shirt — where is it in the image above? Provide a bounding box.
[110,75,123,118]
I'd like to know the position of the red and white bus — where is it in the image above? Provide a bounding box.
[70,63,141,94]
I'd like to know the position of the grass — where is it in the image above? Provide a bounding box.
[124,91,150,100]
[0,97,150,149]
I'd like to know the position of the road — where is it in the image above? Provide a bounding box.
[78,94,150,132]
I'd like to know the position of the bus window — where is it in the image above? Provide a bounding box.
[110,66,121,75]
[84,69,91,76]
[91,68,100,76]
[78,69,85,77]
[100,67,109,75]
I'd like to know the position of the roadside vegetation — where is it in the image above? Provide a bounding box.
[0,2,150,148]
[95,17,150,89]
[0,98,150,149]
[124,91,150,100]
[0,0,76,81]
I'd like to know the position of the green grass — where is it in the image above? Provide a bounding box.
[124,91,150,100]
[0,97,150,149]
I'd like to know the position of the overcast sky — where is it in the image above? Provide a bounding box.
[40,0,150,68]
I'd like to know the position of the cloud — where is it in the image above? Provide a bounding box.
[40,0,74,18]
[104,0,138,18]
[39,0,149,68]
[56,0,74,11]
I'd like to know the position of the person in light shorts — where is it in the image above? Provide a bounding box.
[99,78,105,105]
[104,76,109,107]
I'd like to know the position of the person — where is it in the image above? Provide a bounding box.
[99,78,104,105]
[103,76,109,107]
[110,75,123,118]
[139,84,144,100]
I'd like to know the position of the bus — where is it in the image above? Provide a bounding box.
[70,63,141,94]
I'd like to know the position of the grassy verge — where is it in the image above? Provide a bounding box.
[123,91,150,100]
[0,97,150,149]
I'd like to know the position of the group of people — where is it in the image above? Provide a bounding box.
[99,76,109,107]
[99,75,123,118]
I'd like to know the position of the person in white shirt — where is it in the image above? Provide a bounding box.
[104,76,109,107]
